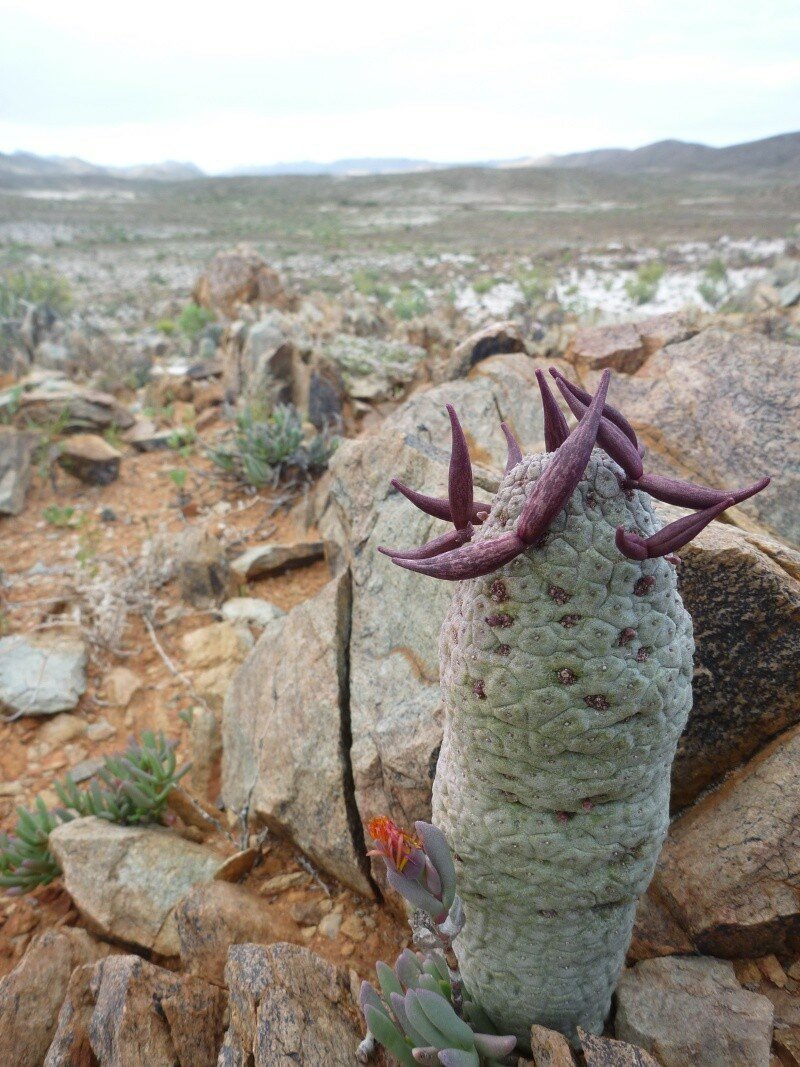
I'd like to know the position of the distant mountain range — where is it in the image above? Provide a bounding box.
[0,151,203,182]
[1,130,798,182]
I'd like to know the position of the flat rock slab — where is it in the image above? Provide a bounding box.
[0,928,110,1067]
[568,322,646,374]
[439,320,527,381]
[57,432,122,485]
[665,512,800,808]
[615,956,774,1067]
[230,539,324,579]
[217,942,365,1067]
[0,632,87,716]
[46,954,227,1067]
[222,572,372,896]
[0,426,37,516]
[176,881,278,984]
[607,329,800,549]
[654,726,800,958]
[49,817,226,955]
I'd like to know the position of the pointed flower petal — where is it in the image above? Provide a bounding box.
[379,525,473,561]
[616,496,735,559]
[549,367,639,446]
[389,531,527,582]
[535,368,570,451]
[446,405,474,531]
[553,375,643,480]
[631,472,770,509]
[516,370,610,545]
[500,422,523,473]
[390,480,491,526]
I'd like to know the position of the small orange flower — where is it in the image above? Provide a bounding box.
[367,816,421,873]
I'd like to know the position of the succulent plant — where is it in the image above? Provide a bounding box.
[377,367,769,1044]
[0,797,70,893]
[360,819,517,1066]
[55,730,189,825]
[0,731,189,893]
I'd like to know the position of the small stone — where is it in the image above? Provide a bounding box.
[529,1023,576,1065]
[68,757,104,782]
[169,526,231,608]
[221,596,285,627]
[182,621,253,670]
[187,703,221,799]
[259,871,309,895]
[85,718,116,742]
[758,955,789,988]
[318,910,343,940]
[230,539,324,580]
[104,666,142,708]
[579,1027,660,1065]
[340,913,367,943]
[214,848,258,882]
[57,433,121,485]
[0,633,87,716]
[38,713,85,746]
[291,899,332,926]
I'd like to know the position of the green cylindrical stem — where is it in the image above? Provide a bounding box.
[432,452,694,1044]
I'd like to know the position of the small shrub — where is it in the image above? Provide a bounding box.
[697,258,730,308]
[0,732,188,892]
[208,403,338,488]
[625,262,665,305]
[43,505,80,528]
[0,269,72,318]
[390,287,430,321]
[178,302,215,339]
[515,267,552,305]
[157,318,177,336]
[353,269,392,303]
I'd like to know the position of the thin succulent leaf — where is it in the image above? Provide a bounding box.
[417,974,444,996]
[390,993,430,1048]
[437,1050,480,1067]
[377,960,406,1002]
[360,981,389,1019]
[365,1004,417,1067]
[415,822,457,911]
[472,1033,517,1057]
[414,989,475,1050]
[535,369,570,451]
[404,992,452,1049]
[386,867,447,921]
[423,952,451,985]
[394,949,424,990]
[517,369,610,545]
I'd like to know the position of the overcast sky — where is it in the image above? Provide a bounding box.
[1,0,798,173]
